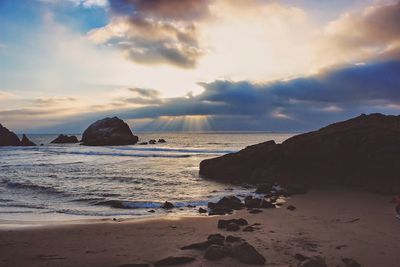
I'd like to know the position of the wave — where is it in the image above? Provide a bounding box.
[1,179,64,195]
[108,146,236,154]
[53,150,192,158]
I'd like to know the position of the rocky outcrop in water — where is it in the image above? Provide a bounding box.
[20,134,36,146]
[81,117,138,146]
[51,134,79,144]
[200,113,400,193]
[0,124,21,146]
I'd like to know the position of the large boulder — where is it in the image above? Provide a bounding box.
[81,117,138,146]
[51,134,79,144]
[0,124,20,146]
[200,113,400,193]
[20,134,36,146]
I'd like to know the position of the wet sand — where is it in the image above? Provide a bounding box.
[0,186,399,267]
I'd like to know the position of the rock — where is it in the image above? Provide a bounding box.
[0,124,21,146]
[243,226,256,232]
[198,207,207,213]
[161,201,174,209]
[298,256,327,267]
[204,245,229,260]
[208,207,233,216]
[117,264,150,267]
[294,253,309,262]
[154,256,195,266]
[149,139,157,144]
[147,209,155,213]
[208,233,225,245]
[226,222,240,231]
[261,199,275,209]
[81,117,138,146]
[231,241,266,265]
[245,197,263,208]
[226,235,242,242]
[181,241,211,251]
[50,134,79,144]
[287,205,296,211]
[218,218,248,229]
[20,134,36,146]
[158,139,167,143]
[215,195,244,210]
[342,258,361,267]
[249,209,263,214]
[255,183,273,194]
[139,142,148,145]
[199,113,400,193]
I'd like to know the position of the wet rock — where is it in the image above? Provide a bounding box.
[231,241,266,265]
[342,258,361,267]
[147,209,155,213]
[158,139,167,143]
[204,245,229,260]
[208,233,225,245]
[50,134,79,144]
[287,205,296,211]
[227,222,240,231]
[218,218,248,229]
[154,256,195,266]
[161,201,174,209]
[216,195,244,210]
[208,207,233,216]
[81,117,138,146]
[261,199,275,209]
[245,197,263,208]
[181,241,211,251]
[138,142,148,145]
[226,235,242,243]
[198,207,207,213]
[149,139,157,144]
[20,134,36,146]
[298,256,327,267]
[249,209,263,214]
[0,124,20,146]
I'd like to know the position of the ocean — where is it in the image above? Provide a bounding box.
[0,132,293,222]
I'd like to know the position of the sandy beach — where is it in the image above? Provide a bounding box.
[0,186,399,267]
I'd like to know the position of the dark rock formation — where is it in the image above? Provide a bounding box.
[200,113,400,193]
[198,207,207,213]
[231,241,266,265]
[226,222,240,231]
[160,201,174,209]
[0,124,20,146]
[138,142,148,145]
[81,117,138,146]
[158,139,167,143]
[154,256,195,266]
[51,134,79,144]
[20,134,36,146]
[149,139,157,144]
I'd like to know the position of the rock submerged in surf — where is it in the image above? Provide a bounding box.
[81,117,139,146]
[51,134,79,144]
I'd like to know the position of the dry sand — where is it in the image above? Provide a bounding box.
[0,186,399,267]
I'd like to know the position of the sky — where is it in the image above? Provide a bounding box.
[0,0,400,133]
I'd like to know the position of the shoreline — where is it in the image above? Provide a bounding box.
[1,186,399,267]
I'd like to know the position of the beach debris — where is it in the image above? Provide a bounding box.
[204,244,229,260]
[50,134,79,144]
[342,258,361,267]
[154,256,196,266]
[287,205,296,211]
[198,207,207,213]
[158,139,167,143]
[161,201,174,209]
[218,218,248,229]
[231,241,266,265]
[297,256,327,267]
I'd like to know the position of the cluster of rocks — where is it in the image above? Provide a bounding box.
[50,134,79,144]
[181,233,266,265]
[139,139,167,145]
[200,113,400,194]
[0,124,36,146]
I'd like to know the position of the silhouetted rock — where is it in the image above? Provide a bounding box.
[231,241,266,265]
[149,139,157,144]
[298,256,327,267]
[161,201,174,209]
[20,134,36,146]
[81,117,138,146]
[198,207,207,213]
[154,256,195,266]
[204,245,229,260]
[200,113,400,193]
[51,134,79,144]
[158,139,167,143]
[0,124,20,146]
[216,195,244,210]
[342,258,361,267]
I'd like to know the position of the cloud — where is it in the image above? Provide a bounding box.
[128,87,160,98]
[89,0,210,68]
[39,0,108,8]
[33,97,77,106]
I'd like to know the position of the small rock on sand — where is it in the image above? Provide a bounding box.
[231,241,266,265]
[287,205,296,211]
[161,201,174,209]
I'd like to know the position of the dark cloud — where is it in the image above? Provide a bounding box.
[128,87,160,98]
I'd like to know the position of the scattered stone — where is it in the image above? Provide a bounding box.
[204,245,229,260]
[158,139,167,143]
[342,258,361,267]
[198,207,207,213]
[161,201,174,209]
[249,209,263,214]
[287,205,296,211]
[50,134,79,144]
[154,256,195,266]
[208,234,225,245]
[20,134,36,146]
[298,256,327,267]
[231,241,266,265]
[227,222,240,231]
[81,117,138,146]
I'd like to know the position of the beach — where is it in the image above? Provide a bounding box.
[1,186,398,267]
